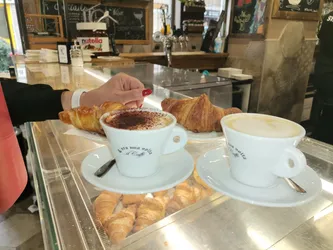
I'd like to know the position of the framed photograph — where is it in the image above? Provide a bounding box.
[230,0,268,36]
[272,0,322,21]
[57,42,72,64]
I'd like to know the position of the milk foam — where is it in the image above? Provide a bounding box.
[106,111,173,130]
[226,116,301,138]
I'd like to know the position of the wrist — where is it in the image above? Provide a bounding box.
[61,91,73,110]
[80,90,97,107]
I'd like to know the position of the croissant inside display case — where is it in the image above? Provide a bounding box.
[93,168,213,244]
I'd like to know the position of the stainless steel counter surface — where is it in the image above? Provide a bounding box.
[22,63,333,250]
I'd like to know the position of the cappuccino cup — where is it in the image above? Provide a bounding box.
[221,113,306,188]
[100,109,188,178]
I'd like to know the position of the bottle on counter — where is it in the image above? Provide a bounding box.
[214,35,223,53]
[70,40,84,67]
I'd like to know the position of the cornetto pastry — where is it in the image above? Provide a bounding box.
[161,94,242,133]
[104,205,137,244]
[166,181,196,213]
[133,196,170,233]
[59,102,127,134]
[94,191,122,227]
[122,194,146,206]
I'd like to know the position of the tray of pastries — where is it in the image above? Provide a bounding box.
[93,167,213,244]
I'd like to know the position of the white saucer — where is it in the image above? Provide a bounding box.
[196,147,322,207]
[81,147,194,194]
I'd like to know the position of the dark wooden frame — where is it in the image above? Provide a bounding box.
[104,1,151,45]
[272,0,323,21]
[57,41,72,64]
[229,0,266,38]
[41,0,151,45]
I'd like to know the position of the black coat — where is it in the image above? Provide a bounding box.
[1,79,67,126]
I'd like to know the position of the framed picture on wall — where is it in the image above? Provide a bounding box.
[230,0,268,36]
[272,0,322,21]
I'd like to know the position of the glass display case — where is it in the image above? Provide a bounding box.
[87,63,233,108]
[23,63,333,250]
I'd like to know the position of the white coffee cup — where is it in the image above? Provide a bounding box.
[100,108,188,178]
[221,113,307,188]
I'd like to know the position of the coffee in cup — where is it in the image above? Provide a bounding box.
[221,113,307,188]
[104,110,173,130]
[100,109,188,178]
[224,115,302,138]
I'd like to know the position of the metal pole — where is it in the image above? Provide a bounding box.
[62,0,70,41]
[3,0,15,54]
[171,0,176,28]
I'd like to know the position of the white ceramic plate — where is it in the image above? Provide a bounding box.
[196,147,322,207]
[81,147,194,194]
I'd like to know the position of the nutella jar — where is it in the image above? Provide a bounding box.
[76,22,109,52]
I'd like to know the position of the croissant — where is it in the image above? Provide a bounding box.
[94,191,121,227]
[166,181,196,213]
[193,167,210,189]
[193,184,214,201]
[153,190,168,197]
[122,194,146,206]
[104,205,137,244]
[59,102,128,134]
[161,94,242,132]
[133,196,169,232]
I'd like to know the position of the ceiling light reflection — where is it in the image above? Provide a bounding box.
[144,97,162,109]
[247,228,271,249]
[163,224,195,250]
[321,178,333,195]
[84,68,109,82]
[314,205,333,221]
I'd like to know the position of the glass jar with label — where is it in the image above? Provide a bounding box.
[76,22,110,52]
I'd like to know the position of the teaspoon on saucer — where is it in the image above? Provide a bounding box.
[284,178,306,193]
[94,159,116,178]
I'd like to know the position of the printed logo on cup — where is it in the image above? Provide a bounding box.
[117,146,153,158]
[228,142,247,160]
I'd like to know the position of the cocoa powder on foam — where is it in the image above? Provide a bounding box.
[105,111,172,130]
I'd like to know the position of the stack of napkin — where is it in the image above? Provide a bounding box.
[39,49,58,63]
[25,50,40,62]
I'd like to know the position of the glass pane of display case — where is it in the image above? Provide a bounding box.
[24,64,333,250]
[89,63,231,89]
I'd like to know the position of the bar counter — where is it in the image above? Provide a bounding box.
[20,63,333,250]
[119,52,228,70]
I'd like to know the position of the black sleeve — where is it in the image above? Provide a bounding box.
[1,79,69,126]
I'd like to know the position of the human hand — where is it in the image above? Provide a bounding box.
[81,73,152,108]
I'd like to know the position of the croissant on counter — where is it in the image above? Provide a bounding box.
[161,94,242,133]
[104,205,137,244]
[59,102,127,134]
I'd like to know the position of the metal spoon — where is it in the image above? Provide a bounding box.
[284,178,306,193]
[94,159,116,178]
